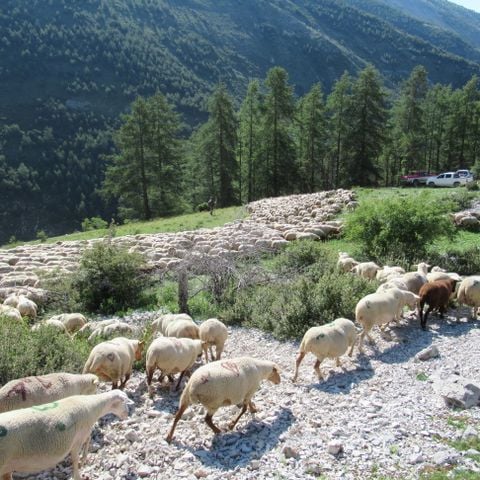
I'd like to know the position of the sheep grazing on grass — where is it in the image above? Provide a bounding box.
[152,313,199,339]
[31,319,69,334]
[402,262,429,294]
[418,279,458,330]
[0,373,98,414]
[457,276,480,320]
[83,337,144,389]
[351,262,381,280]
[166,357,280,442]
[0,390,133,480]
[199,318,228,361]
[356,288,420,352]
[2,295,19,308]
[337,252,358,273]
[292,318,357,383]
[16,295,37,319]
[87,321,134,342]
[0,305,22,322]
[146,337,204,392]
[48,313,87,334]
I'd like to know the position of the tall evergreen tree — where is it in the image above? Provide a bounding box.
[296,83,327,191]
[345,65,387,186]
[326,72,352,188]
[391,66,429,173]
[238,80,263,202]
[263,67,296,196]
[103,93,184,220]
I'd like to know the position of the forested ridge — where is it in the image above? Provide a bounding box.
[1,0,480,243]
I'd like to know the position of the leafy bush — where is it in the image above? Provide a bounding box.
[0,316,91,384]
[72,240,151,314]
[81,216,108,231]
[449,190,477,210]
[345,193,456,264]
[36,230,48,242]
[465,181,479,191]
[196,202,209,212]
[427,245,480,276]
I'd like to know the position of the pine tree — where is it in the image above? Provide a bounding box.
[238,80,262,202]
[296,83,327,191]
[263,67,296,196]
[345,65,387,186]
[326,72,352,188]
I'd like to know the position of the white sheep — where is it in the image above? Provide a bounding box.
[16,295,37,319]
[337,252,359,273]
[166,356,280,442]
[292,318,357,383]
[351,261,381,280]
[0,390,133,480]
[376,266,405,283]
[153,313,199,339]
[0,372,98,414]
[2,294,19,308]
[32,319,69,334]
[356,288,420,352]
[376,277,409,293]
[401,262,429,294]
[83,337,144,389]
[146,337,204,391]
[0,305,22,322]
[199,318,228,361]
[87,321,134,342]
[456,276,480,320]
[75,319,118,336]
[427,271,462,283]
[49,313,87,333]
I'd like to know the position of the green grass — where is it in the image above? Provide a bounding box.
[3,206,245,248]
[420,469,480,480]
[416,372,429,382]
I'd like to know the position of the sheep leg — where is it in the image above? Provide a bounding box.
[228,404,248,431]
[248,401,257,413]
[167,374,175,383]
[314,359,323,380]
[166,403,188,443]
[205,413,222,434]
[70,448,82,480]
[146,367,155,386]
[175,370,186,391]
[209,345,215,362]
[336,357,341,367]
[111,380,118,390]
[215,344,224,361]
[292,351,306,382]
[348,337,357,357]
[119,372,130,389]
[422,306,433,330]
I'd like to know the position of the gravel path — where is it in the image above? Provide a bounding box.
[23,309,480,480]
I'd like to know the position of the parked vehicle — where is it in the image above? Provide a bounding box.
[426,172,473,187]
[456,169,474,179]
[399,171,436,187]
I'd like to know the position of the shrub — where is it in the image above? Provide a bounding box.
[81,216,108,231]
[465,181,479,191]
[72,240,151,314]
[449,190,477,210]
[0,316,91,384]
[36,230,48,242]
[427,245,480,276]
[196,202,209,212]
[345,193,456,264]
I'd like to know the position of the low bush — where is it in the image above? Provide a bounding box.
[72,240,152,314]
[345,193,456,264]
[81,216,108,231]
[0,316,91,384]
[427,245,480,276]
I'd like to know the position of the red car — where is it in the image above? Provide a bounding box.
[400,171,436,187]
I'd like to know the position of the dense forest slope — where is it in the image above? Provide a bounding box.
[1,0,479,243]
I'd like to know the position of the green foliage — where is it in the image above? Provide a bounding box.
[81,217,108,231]
[222,241,376,339]
[72,240,151,314]
[466,181,479,191]
[0,316,91,384]
[416,372,429,381]
[427,245,480,276]
[345,193,456,263]
[36,230,48,243]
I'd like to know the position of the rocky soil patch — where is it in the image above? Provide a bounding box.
[22,309,480,480]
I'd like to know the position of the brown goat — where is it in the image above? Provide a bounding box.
[418,278,457,330]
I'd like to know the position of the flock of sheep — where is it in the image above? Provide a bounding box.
[1,189,480,479]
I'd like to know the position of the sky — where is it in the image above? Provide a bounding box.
[449,0,480,12]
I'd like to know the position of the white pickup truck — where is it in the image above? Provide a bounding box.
[426,171,473,187]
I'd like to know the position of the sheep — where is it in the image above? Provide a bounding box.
[376,277,409,293]
[152,313,200,340]
[0,390,133,480]
[152,313,194,334]
[0,305,22,322]
[49,313,87,333]
[292,318,357,383]
[356,288,420,352]
[75,319,118,336]
[87,321,134,342]
[199,318,228,361]
[351,261,381,280]
[456,276,480,320]
[431,266,447,273]
[337,252,359,273]
[418,278,458,330]
[146,337,204,391]
[0,372,98,414]
[166,356,280,442]
[376,266,405,283]
[426,271,462,283]
[2,295,19,308]
[401,262,429,294]
[31,319,69,334]
[16,295,37,319]
[83,337,144,389]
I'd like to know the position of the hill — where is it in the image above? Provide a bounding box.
[1,0,480,243]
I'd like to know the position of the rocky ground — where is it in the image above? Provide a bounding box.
[21,308,480,480]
